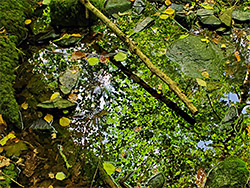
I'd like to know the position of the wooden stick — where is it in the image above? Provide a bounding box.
[80,0,198,115]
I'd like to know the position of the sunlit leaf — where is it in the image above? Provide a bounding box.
[179,34,189,39]
[103,162,116,176]
[42,0,51,5]
[201,38,210,43]
[196,78,207,87]
[160,14,169,19]
[71,33,81,37]
[59,117,71,127]
[44,114,53,123]
[114,52,127,61]
[221,44,227,49]
[55,172,66,181]
[234,51,240,62]
[50,92,60,101]
[202,72,209,78]
[165,0,171,6]
[71,51,86,60]
[88,57,99,66]
[21,102,28,110]
[163,8,175,15]
[24,19,32,25]
[195,168,207,188]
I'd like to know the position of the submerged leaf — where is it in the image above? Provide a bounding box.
[114,52,127,61]
[103,162,116,176]
[88,57,99,65]
[196,78,207,87]
[55,172,66,181]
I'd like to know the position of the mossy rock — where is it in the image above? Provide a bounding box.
[205,157,250,188]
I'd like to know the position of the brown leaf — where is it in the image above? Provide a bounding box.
[234,51,241,62]
[71,51,86,60]
[195,168,207,188]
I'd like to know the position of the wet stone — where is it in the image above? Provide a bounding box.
[104,0,131,15]
[196,9,214,17]
[199,15,222,26]
[59,68,80,95]
[232,10,250,22]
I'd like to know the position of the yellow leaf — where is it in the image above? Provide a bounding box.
[25,19,32,25]
[163,8,175,15]
[103,162,116,176]
[7,133,16,139]
[196,78,207,87]
[71,33,81,37]
[21,102,28,110]
[0,133,16,146]
[51,133,57,139]
[160,14,169,19]
[50,92,60,101]
[55,172,66,181]
[115,168,122,172]
[48,185,54,188]
[165,0,171,6]
[202,72,209,78]
[44,114,53,123]
[221,44,227,49]
[201,38,210,43]
[59,117,71,127]
[234,51,241,62]
[0,114,7,127]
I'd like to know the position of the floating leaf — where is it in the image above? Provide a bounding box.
[160,14,169,19]
[71,33,81,37]
[234,51,241,62]
[50,92,60,101]
[59,117,71,127]
[202,72,209,78]
[24,19,32,25]
[21,102,28,110]
[71,51,86,60]
[195,168,207,188]
[44,114,53,123]
[55,172,66,181]
[196,78,207,87]
[103,162,116,176]
[114,52,127,61]
[165,0,171,6]
[163,8,175,15]
[88,57,99,65]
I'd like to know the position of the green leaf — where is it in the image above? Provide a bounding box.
[103,162,115,176]
[42,0,51,5]
[88,57,99,65]
[55,172,66,180]
[114,52,127,61]
[196,78,207,87]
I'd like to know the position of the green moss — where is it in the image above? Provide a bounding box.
[205,157,250,188]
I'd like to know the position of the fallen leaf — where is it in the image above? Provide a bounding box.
[71,51,86,60]
[195,168,207,188]
[165,0,171,6]
[0,133,16,146]
[55,172,66,180]
[25,19,32,25]
[114,52,127,61]
[50,92,60,101]
[103,162,116,176]
[196,78,207,87]
[71,33,81,37]
[201,38,210,43]
[4,141,28,157]
[115,168,122,172]
[163,7,175,15]
[134,126,142,132]
[221,44,227,49]
[21,102,28,110]
[0,147,3,153]
[99,56,110,65]
[48,172,55,179]
[88,57,99,65]
[234,51,240,62]
[0,156,10,168]
[202,72,209,78]
[68,93,78,102]
[160,14,169,19]
[44,114,53,123]
[59,117,71,127]
[212,38,219,44]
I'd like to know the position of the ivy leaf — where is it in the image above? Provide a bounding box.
[103,162,116,176]
[196,78,207,87]
[88,57,99,66]
[55,172,66,181]
[114,52,127,61]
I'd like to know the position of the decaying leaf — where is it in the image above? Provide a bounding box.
[212,38,219,44]
[195,168,207,188]
[44,114,53,123]
[21,102,28,110]
[115,168,122,173]
[196,78,207,87]
[71,51,86,60]
[59,117,71,127]
[103,162,116,176]
[0,156,10,168]
[0,132,16,146]
[234,51,241,62]
[4,141,28,157]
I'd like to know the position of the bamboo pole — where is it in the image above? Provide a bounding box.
[80,0,198,115]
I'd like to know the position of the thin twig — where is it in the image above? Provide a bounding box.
[1,171,24,188]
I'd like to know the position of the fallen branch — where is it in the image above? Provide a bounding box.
[80,0,198,115]
[111,57,196,125]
